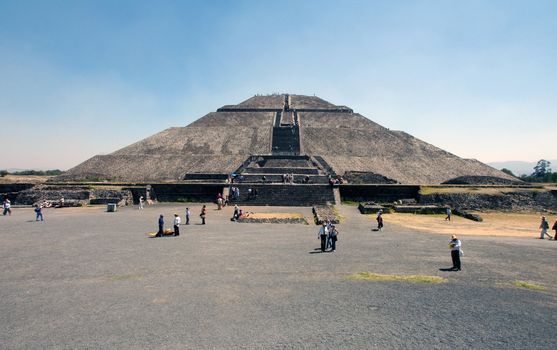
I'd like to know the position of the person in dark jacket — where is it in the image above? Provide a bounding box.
[552,220,557,240]
[157,215,164,237]
[449,235,462,271]
[376,210,384,231]
[200,205,207,225]
[539,216,551,239]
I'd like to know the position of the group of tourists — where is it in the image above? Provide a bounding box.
[230,187,240,200]
[154,205,206,237]
[246,188,258,200]
[231,205,244,221]
[328,176,346,185]
[317,220,339,252]
[228,174,245,183]
[282,173,294,184]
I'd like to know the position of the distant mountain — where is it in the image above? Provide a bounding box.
[487,160,557,176]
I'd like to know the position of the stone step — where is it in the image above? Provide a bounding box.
[228,184,335,206]
[244,167,319,175]
[233,174,329,184]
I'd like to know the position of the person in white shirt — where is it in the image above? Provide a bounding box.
[173,214,181,236]
[138,196,144,210]
[449,235,462,271]
[318,223,329,252]
[185,208,190,225]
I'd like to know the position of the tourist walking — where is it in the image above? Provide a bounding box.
[157,215,164,237]
[185,207,190,225]
[3,199,11,216]
[325,221,333,250]
[445,207,452,221]
[217,193,223,210]
[449,235,462,271]
[138,196,144,210]
[553,220,557,240]
[329,225,338,252]
[173,214,181,236]
[34,204,44,221]
[539,216,552,239]
[200,205,207,225]
[232,205,240,221]
[318,223,328,252]
[376,210,384,231]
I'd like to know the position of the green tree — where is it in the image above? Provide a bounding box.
[0,170,8,177]
[533,159,552,177]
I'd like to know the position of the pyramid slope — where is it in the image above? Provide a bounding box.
[60,94,516,184]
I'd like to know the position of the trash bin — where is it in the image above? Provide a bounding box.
[107,203,117,212]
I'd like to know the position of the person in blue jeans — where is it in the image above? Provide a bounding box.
[329,225,338,252]
[34,205,44,221]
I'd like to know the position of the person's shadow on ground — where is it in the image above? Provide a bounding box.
[309,248,325,254]
[439,267,456,272]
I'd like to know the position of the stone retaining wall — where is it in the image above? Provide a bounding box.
[418,191,557,211]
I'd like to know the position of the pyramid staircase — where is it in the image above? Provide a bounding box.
[229,155,335,206]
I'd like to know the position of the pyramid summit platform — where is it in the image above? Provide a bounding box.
[59,94,514,186]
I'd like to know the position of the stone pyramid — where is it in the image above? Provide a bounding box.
[58,94,515,184]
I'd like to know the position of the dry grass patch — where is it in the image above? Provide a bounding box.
[0,174,52,184]
[347,272,447,284]
[512,280,547,291]
[247,212,304,219]
[391,212,548,238]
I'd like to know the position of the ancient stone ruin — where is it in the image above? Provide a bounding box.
[59,94,515,185]
[7,94,552,209]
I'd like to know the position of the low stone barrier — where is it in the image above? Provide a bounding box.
[393,205,448,214]
[312,205,340,225]
[453,209,483,222]
[358,203,385,214]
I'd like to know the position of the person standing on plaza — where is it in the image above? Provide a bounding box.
[34,204,44,221]
[325,220,334,250]
[552,220,557,240]
[138,196,144,210]
[318,223,328,252]
[217,193,223,210]
[539,216,552,239]
[200,205,207,225]
[156,215,164,237]
[329,225,338,252]
[445,207,452,221]
[376,210,384,231]
[185,207,190,225]
[449,235,462,271]
[173,214,181,236]
[3,198,12,216]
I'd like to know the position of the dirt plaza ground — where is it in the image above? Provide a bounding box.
[1,204,556,349]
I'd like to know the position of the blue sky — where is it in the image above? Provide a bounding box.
[1,0,556,170]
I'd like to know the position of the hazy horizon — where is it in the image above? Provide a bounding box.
[2,1,556,170]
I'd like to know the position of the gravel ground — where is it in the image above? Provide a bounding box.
[1,204,556,349]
